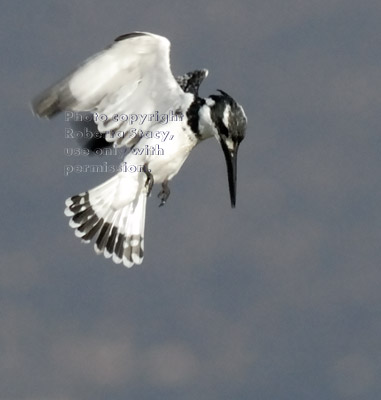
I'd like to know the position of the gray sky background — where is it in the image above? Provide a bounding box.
[1,1,381,399]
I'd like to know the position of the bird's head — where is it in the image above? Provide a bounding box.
[207,90,247,208]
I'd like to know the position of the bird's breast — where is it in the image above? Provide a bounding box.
[123,121,198,183]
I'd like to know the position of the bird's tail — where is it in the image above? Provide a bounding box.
[64,173,147,267]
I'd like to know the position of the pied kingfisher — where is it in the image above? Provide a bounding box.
[32,32,247,268]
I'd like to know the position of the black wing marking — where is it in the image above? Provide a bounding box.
[114,32,147,42]
[176,69,208,96]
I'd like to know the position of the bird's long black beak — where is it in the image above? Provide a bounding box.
[220,140,239,208]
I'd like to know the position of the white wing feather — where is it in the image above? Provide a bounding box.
[32,32,188,147]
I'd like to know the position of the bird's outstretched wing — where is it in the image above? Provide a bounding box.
[32,32,189,147]
[70,69,210,154]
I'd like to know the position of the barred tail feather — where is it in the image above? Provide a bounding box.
[64,176,147,268]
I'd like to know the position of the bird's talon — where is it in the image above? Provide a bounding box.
[143,164,154,196]
[158,181,170,207]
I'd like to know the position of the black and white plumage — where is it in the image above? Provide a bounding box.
[32,32,247,268]
[72,68,209,153]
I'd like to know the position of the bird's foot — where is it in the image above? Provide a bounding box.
[158,180,170,207]
[143,164,154,196]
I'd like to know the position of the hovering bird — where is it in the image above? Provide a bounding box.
[32,32,247,268]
